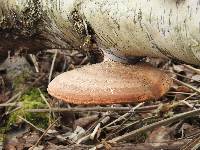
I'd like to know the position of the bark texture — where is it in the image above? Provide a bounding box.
[0,0,83,54]
[80,0,200,65]
[0,0,200,65]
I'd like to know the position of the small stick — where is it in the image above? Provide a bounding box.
[91,108,200,150]
[29,54,39,73]
[79,56,89,65]
[38,88,51,110]
[175,73,200,83]
[181,100,196,109]
[30,117,60,150]
[183,93,198,101]
[6,106,22,115]
[0,102,21,107]
[180,93,198,109]
[27,107,132,113]
[103,102,144,129]
[183,64,200,74]
[26,104,154,113]
[180,133,200,150]
[5,92,22,104]
[84,114,110,136]
[105,116,159,139]
[18,116,45,133]
[167,91,195,95]
[76,134,91,144]
[90,123,101,140]
[48,49,58,83]
[77,115,111,144]
[172,78,200,94]
[90,116,111,140]
[38,88,53,123]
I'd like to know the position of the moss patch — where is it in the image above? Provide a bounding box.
[13,72,30,89]
[7,88,51,129]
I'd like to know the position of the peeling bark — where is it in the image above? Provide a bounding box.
[0,0,200,65]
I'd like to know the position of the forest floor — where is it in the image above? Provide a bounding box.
[0,49,200,150]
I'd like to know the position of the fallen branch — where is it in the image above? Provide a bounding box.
[26,104,156,113]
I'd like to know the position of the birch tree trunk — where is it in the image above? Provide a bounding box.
[0,0,200,66]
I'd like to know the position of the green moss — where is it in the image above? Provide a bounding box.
[7,88,51,129]
[0,134,5,142]
[13,72,30,89]
[0,127,6,142]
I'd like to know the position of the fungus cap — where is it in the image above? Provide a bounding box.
[48,61,172,105]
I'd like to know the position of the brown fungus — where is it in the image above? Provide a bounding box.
[47,61,172,105]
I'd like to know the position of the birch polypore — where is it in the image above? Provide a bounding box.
[0,0,200,65]
[48,61,172,104]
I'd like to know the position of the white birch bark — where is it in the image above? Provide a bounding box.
[80,0,200,65]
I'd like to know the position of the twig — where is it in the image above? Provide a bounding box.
[103,102,144,129]
[175,73,200,83]
[183,92,198,101]
[91,108,200,150]
[38,88,53,123]
[6,106,22,115]
[84,114,110,136]
[181,134,200,150]
[105,112,135,140]
[180,93,198,109]
[48,49,58,83]
[90,123,101,140]
[29,54,39,73]
[183,64,200,74]
[0,102,21,107]
[167,91,196,95]
[5,92,22,104]
[76,134,90,144]
[27,107,131,113]
[18,116,45,133]
[90,115,110,140]
[172,78,200,94]
[38,88,51,110]
[182,100,196,109]
[106,116,159,140]
[26,104,155,113]
[30,117,60,150]
[77,115,111,144]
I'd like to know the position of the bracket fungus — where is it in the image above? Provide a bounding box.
[48,61,172,105]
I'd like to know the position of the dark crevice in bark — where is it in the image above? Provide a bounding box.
[69,9,104,64]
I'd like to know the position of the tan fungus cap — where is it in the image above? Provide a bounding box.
[48,61,172,105]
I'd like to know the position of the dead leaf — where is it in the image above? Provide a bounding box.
[146,126,171,143]
[74,115,99,129]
